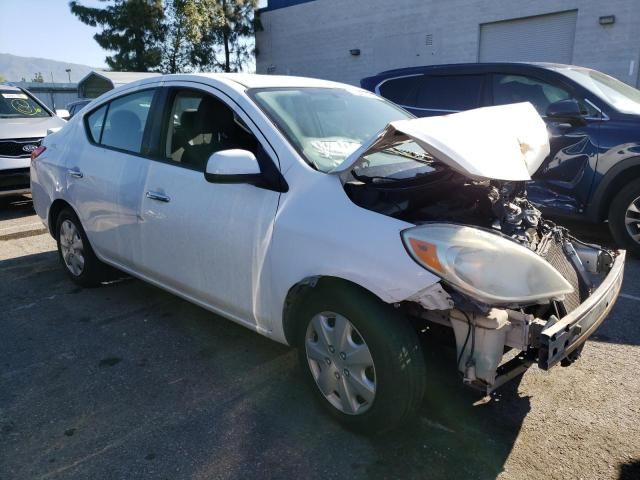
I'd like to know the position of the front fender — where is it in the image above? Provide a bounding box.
[266,170,439,344]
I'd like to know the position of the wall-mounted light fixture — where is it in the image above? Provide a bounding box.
[349,49,361,56]
[599,15,615,25]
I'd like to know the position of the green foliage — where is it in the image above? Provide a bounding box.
[31,72,44,83]
[0,74,6,83]
[69,0,165,72]
[182,0,262,72]
[215,0,263,73]
[70,0,261,73]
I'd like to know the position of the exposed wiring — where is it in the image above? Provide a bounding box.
[466,311,476,369]
[456,311,472,371]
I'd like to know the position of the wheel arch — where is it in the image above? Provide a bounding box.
[48,199,77,238]
[589,156,640,222]
[281,275,391,346]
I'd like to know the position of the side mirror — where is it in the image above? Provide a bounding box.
[204,149,262,184]
[55,109,70,120]
[545,99,587,124]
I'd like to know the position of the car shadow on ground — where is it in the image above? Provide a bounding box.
[0,194,34,221]
[0,207,633,479]
[618,460,640,480]
[1,250,532,479]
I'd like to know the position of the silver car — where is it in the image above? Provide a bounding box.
[0,85,66,197]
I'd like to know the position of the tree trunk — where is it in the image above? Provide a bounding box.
[222,0,231,72]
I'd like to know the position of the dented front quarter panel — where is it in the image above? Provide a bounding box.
[267,164,441,344]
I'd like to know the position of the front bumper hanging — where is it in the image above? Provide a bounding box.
[538,250,625,370]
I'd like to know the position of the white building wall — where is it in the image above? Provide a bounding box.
[256,0,640,86]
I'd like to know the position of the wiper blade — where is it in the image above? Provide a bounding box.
[387,147,433,163]
[352,171,403,183]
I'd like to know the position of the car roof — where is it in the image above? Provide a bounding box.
[0,84,22,91]
[371,62,579,78]
[135,73,352,90]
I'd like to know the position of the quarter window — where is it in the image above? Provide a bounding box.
[164,89,259,171]
[415,75,484,111]
[86,104,107,143]
[99,90,155,154]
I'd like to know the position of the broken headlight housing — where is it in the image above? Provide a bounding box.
[401,223,573,305]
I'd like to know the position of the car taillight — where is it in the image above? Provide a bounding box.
[30,145,46,161]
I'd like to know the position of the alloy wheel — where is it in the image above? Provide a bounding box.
[305,311,376,415]
[624,196,640,244]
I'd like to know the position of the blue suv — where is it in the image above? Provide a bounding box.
[362,63,640,255]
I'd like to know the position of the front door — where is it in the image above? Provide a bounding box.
[137,85,281,327]
[491,73,601,215]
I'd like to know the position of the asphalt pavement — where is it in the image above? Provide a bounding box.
[1,195,639,480]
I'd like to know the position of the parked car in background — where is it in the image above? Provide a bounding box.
[66,99,91,119]
[0,85,66,197]
[362,63,640,254]
[31,74,624,432]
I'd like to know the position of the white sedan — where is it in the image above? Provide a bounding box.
[31,74,624,433]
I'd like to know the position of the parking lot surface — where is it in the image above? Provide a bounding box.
[1,195,639,480]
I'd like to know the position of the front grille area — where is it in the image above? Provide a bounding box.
[539,235,582,313]
[0,138,42,158]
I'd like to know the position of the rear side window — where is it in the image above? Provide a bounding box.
[415,75,484,111]
[93,89,155,154]
[86,104,107,143]
[378,76,421,105]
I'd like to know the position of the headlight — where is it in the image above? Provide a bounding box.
[401,223,573,305]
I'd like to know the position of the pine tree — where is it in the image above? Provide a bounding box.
[69,0,166,72]
[180,0,261,72]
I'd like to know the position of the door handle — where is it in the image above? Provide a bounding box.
[145,191,170,203]
[68,168,83,178]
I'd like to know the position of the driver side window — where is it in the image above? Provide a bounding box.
[164,89,258,171]
[493,74,600,118]
[493,74,571,115]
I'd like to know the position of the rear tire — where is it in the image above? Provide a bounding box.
[294,280,426,434]
[609,179,640,256]
[55,208,112,287]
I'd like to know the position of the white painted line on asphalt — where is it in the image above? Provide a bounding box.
[0,222,42,233]
[620,293,640,302]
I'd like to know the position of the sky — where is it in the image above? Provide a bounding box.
[0,0,268,69]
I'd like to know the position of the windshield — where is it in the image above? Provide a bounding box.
[0,89,50,118]
[251,87,414,172]
[557,67,640,115]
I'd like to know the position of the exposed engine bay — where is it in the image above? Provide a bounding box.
[344,157,620,393]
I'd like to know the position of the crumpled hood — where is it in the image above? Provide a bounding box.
[0,115,66,140]
[330,102,550,182]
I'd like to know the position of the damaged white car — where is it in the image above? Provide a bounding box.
[30,74,625,433]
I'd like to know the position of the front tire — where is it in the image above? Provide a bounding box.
[609,179,640,256]
[55,208,111,287]
[294,281,426,433]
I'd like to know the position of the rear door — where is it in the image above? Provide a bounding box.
[67,87,158,264]
[490,72,601,214]
[137,83,281,326]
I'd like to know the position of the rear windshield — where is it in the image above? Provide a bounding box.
[0,90,50,118]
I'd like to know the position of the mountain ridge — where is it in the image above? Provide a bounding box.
[0,53,98,83]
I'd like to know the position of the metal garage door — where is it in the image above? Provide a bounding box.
[479,10,578,64]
